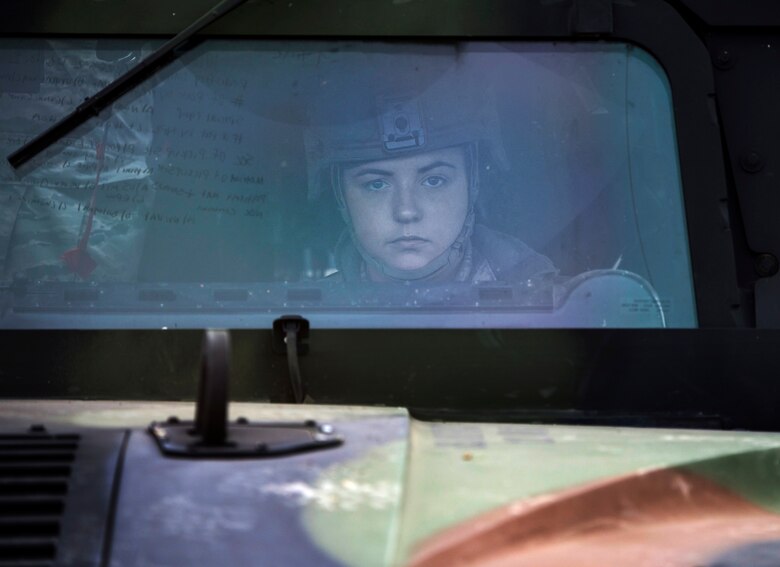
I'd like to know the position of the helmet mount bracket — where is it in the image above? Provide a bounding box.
[379,96,426,151]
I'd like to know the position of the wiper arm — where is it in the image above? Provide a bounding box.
[7,0,249,169]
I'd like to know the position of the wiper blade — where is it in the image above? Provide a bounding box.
[6,0,249,169]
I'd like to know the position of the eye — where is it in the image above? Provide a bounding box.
[422,175,447,188]
[363,179,390,192]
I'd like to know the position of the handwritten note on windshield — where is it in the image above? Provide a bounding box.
[0,42,287,229]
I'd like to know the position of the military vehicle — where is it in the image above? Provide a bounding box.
[0,0,779,565]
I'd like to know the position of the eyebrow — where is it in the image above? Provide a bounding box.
[352,168,394,177]
[351,160,457,178]
[418,160,457,174]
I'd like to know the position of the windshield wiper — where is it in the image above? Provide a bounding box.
[6,0,249,169]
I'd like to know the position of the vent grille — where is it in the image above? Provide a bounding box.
[0,429,78,567]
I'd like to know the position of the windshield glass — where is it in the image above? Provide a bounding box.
[0,39,696,329]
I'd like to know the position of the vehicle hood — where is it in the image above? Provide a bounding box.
[2,401,780,566]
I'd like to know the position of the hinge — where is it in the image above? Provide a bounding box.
[149,329,341,458]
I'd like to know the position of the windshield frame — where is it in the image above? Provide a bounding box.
[1,0,771,431]
[0,0,743,327]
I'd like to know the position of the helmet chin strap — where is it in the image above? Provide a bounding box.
[352,209,475,281]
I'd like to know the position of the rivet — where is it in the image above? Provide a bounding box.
[714,49,735,70]
[318,423,334,435]
[755,253,779,277]
[740,151,764,173]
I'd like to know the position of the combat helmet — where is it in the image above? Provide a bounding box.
[304,45,509,280]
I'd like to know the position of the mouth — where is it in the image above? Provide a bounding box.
[389,236,429,245]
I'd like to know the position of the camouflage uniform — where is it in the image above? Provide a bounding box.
[330,223,556,284]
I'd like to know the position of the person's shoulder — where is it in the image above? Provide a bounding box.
[472,224,556,281]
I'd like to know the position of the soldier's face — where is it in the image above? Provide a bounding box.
[343,147,469,278]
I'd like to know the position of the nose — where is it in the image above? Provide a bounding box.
[392,182,422,224]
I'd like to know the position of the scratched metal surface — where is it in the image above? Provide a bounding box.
[0,401,409,567]
[4,401,780,566]
[108,415,405,566]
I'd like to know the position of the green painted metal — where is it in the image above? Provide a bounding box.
[6,401,780,566]
[684,448,780,516]
[391,424,780,562]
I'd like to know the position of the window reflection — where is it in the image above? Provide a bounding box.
[0,40,696,328]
